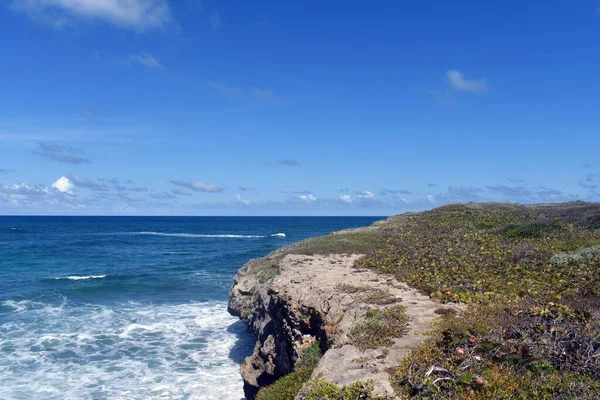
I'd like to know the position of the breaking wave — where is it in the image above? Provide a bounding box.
[55,275,107,281]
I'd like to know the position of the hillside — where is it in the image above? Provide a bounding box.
[228,202,600,399]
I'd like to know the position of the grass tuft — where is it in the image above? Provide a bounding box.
[350,306,410,350]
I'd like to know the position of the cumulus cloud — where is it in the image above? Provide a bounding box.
[357,191,375,200]
[128,53,163,69]
[299,193,316,203]
[52,176,74,194]
[446,70,490,93]
[33,141,91,164]
[170,180,224,193]
[12,0,171,30]
[0,180,85,210]
[278,159,299,167]
[67,174,108,191]
[235,194,251,206]
[339,194,352,204]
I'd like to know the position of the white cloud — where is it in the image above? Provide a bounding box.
[427,194,435,203]
[235,194,251,206]
[446,70,490,93]
[340,194,352,204]
[52,176,74,194]
[170,180,224,193]
[299,193,316,203]
[128,53,163,68]
[357,191,374,199]
[12,0,171,30]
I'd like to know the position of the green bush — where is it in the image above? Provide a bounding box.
[550,245,600,266]
[256,342,322,400]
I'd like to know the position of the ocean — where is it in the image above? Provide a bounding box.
[0,216,381,400]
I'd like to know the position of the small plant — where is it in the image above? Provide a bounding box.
[336,284,368,293]
[306,380,381,400]
[256,342,323,400]
[350,306,410,350]
[550,244,600,266]
[362,289,398,305]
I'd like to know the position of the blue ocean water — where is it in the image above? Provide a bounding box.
[0,216,381,400]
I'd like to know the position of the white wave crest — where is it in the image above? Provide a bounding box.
[133,231,265,238]
[0,301,253,400]
[55,275,106,281]
[270,233,286,237]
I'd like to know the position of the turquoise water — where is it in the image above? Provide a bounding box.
[0,216,381,400]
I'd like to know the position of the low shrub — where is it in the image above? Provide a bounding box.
[256,342,322,400]
[390,301,600,399]
[550,244,600,266]
[306,380,382,400]
[350,306,410,350]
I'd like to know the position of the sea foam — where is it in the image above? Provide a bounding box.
[0,300,253,400]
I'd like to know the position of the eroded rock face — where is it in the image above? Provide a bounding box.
[228,253,456,399]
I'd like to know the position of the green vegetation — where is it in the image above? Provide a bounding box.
[352,202,600,398]
[246,259,280,283]
[390,301,600,399]
[356,202,600,304]
[256,342,322,400]
[350,306,410,350]
[287,233,389,256]
[252,202,600,399]
[336,284,399,305]
[361,289,397,305]
[307,380,383,400]
[550,244,600,266]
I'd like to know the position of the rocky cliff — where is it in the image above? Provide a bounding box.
[228,223,457,399]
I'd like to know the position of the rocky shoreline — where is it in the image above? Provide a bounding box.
[228,222,458,399]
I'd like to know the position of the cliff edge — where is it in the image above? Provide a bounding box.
[228,220,457,399]
[229,202,600,399]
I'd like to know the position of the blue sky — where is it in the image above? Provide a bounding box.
[0,0,599,215]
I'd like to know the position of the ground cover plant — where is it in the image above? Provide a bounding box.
[355,202,600,399]
[256,342,323,400]
[254,202,600,399]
